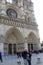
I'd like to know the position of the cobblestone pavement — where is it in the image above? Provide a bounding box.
[0,53,43,65]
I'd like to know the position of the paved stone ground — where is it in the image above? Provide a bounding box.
[32,53,43,65]
[0,55,18,65]
[0,53,43,65]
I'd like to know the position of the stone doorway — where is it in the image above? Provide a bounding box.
[8,44,12,54]
[13,44,16,54]
[4,43,17,55]
[28,44,33,50]
[4,27,24,55]
[28,32,38,51]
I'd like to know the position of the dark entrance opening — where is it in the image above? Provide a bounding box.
[28,44,30,50]
[13,44,16,54]
[8,44,12,54]
[31,44,33,50]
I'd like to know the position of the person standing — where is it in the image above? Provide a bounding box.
[17,52,24,65]
[0,52,3,62]
[27,49,32,65]
[22,50,28,65]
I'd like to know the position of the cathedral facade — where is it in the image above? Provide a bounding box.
[0,0,40,55]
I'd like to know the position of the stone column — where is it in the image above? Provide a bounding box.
[24,37,28,51]
[0,43,4,55]
[24,42,28,51]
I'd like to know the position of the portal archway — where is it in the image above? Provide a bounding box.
[4,27,24,55]
[27,32,38,51]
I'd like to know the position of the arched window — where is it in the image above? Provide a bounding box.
[6,0,12,3]
[6,0,18,5]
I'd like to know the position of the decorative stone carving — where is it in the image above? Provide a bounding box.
[0,16,38,30]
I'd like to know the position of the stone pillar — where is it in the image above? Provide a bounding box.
[0,43,4,55]
[4,43,8,55]
[24,37,28,51]
[24,43,28,51]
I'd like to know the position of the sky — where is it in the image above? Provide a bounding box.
[32,0,43,42]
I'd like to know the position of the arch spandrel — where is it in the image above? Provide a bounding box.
[6,2,19,13]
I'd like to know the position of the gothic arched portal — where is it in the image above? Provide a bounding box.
[27,32,38,50]
[4,27,24,55]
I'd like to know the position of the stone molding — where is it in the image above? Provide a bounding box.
[0,16,38,30]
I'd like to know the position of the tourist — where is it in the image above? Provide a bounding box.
[22,50,28,65]
[17,52,24,65]
[27,49,32,65]
[0,52,3,62]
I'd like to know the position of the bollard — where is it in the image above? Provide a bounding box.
[36,58,41,64]
[17,57,25,65]
[17,61,21,65]
[24,59,28,65]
